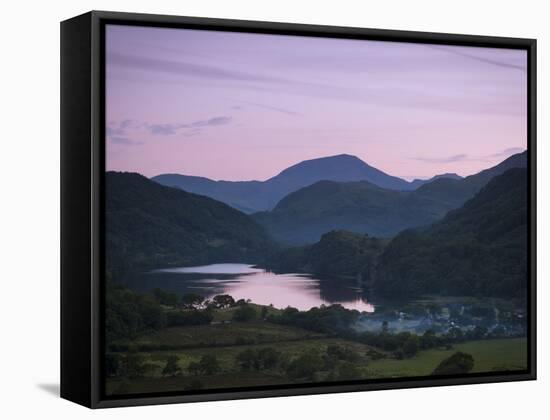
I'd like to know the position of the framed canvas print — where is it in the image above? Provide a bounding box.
[60,11,536,408]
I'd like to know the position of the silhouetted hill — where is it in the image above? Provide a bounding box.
[375,168,528,298]
[253,179,457,245]
[269,230,387,280]
[106,172,274,271]
[414,151,527,207]
[253,152,527,245]
[409,173,462,189]
[152,154,434,213]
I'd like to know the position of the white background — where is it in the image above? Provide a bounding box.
[0,0,547,418]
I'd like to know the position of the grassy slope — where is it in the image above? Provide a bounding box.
[367,338,527,378]
[106,310,527,395]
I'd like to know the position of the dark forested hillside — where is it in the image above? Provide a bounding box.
[253,152,527,245]
[152,154,451,213]
[105,172,275,271]
[253,180,460,245]
[413,151,527,208]
[269,230,387,280]
[375,168,528,298]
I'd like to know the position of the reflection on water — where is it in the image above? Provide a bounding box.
[156,263,264,275]
[120,263,375,312]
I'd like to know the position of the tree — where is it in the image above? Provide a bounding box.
[233,304,257,322]
[199,355,221,375]
[287,349,323,380]
[326,344,360,362]
[181,293,205,309]
[336,361,362,380]
[212,294,235,309]
[432,352,474,376]
[235,347,283,372]
[121,352,146,378]
[162,355,181,377]
[257,347,282,370]
[447,326,465,342]
[469,325,488,340]
[402,335,419,358]
[187,361,202,376]
[152,288,179,307]
[235,349,258,371]
[420,329,439,350]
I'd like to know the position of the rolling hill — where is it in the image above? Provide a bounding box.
[269,230,387,281]
[252,180,457,245]
[152,154,459,213]
[252,152,527,245]
[105,172,275,271]
[375,168,528,298]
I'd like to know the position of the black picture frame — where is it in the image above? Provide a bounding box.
[60,10,537,409]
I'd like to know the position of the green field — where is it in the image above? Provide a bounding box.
[366,338,527,378]
[106,314,527,396]
[120,321,327,350]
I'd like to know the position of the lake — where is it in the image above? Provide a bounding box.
[119,263,375,312]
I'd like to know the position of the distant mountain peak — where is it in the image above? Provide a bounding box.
[152,151,527,214]
[275,153,367,172]
[409,172,463,188]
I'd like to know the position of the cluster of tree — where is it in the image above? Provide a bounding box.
[105,351,157,378]
[268,302,505,361]
[234,343,363,382]
[180,293,238,310]
[188,355,222,376]
[106,282,236,344]
[162,355,181,377]
[432,352,475,376]
[343,327,423,359]
[105,281,167,343]
[235,347,284,371]
[232,304,257,322]
[107,352,223,379]
[269,304,361,334]
[286,345,363,381]
[156,290,242,311]
[165,310,214,328]
[343,323,490,360]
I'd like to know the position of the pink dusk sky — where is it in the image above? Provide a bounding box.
[105,24,527,181]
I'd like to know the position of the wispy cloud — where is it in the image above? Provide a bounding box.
[487,147,525,158]
[108,51,292,84]
[190,116,232,127]
[145,116,232,136]
[109,136,144,146]
[107,116,232,143]
[147,123,181,135]
[412,154,472,164]
[412,147,525,164]
[426,45,527,73]
[106,120,145,146]
[106,119,139,136]
[238,101,302,116]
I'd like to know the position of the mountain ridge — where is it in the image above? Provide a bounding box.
[253,151,527,245]
[105,171,275,271]
[152,153,462,213]
[375,167,528,297]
